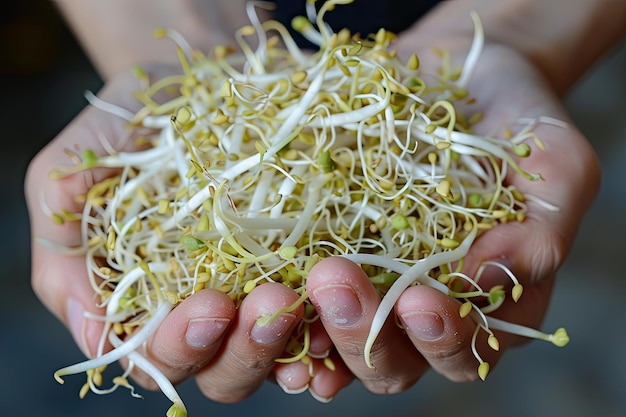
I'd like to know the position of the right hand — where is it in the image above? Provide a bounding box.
[25,66,354,403]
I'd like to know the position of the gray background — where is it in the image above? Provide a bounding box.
[1,2,624,416]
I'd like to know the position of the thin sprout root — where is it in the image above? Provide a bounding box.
[46,1,570,414]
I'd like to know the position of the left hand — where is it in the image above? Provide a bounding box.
[301,33,600,393]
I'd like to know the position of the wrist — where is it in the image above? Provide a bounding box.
[397,0,626,95]
[56,0,250,80]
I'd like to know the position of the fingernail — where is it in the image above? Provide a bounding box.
[308,349,330,359]
[67,298,89,356]
[185,318,231,348]
[276,377,309,395]
[402,311,444,341]
[309,388,334,403]
[312,284,361,328]
[251,312,297,344]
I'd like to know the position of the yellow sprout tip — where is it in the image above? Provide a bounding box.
[243,280,257,294]
[219,79,233,97]
[478,362,490,381]
[440,238,459,249]
[512,284,523,302]
[54,372,65,384]
[487,334,500,351]
[513,143,531,157]
[551,328,570,347]
[152,28,168,39]
[436,180,451,198]
[408,53,420,70]
[291,70,308,84]
[323,357,336,371]
[174,107,193,126]
[280,246,298,259]
[459,301,472,318]
[292,16,313,32]
[166,403,188,417]
[79,382,90,399]
[391,214,410,230]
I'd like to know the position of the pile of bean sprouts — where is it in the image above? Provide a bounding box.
[48,2,569,416]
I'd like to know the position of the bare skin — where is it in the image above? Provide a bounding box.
[28,0,624,402]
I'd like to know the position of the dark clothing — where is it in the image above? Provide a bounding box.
[271,0,442,47]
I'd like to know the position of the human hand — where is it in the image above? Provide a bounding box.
[303,32,600,392]
[25,67,354,404]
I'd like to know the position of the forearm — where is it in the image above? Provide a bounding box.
[401,0,626,95]
[54,0,252,80]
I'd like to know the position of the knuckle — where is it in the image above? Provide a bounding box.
[336,336,364,359]
[195,349,275,402]
[362,375,415,394]
[196,382,254,404]
[358,338,420,394]
[528,228,567,282]
[428,349,481,383]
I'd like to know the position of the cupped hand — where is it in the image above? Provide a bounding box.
[306,37,600,392]
[25,67,353,403]
[26,28,601,407]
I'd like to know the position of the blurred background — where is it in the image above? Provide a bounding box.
[1,1,624,416]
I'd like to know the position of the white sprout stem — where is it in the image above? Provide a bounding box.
[475,260,519,286]
[525,193,561,212]
[363,226,477,369]
[340,253,408,274]
[108,332,187,414]
[470,324,484,363]
[95,146,175,168]
[84,309,142,324]
[163,28,194,59]
[269,164,308,219]
[87,361,136,397]
[190,67,321,186]
[261,20,308,63]
[306,93,390,129]
[469,306,491,331]
[486,316,555,342]
[280,175,325,249]
[54,301,173,382]
[246,1,269,68]
[340,253,451,294]
[49,5,565,411]
[247,168,278,216]
[105,262,169,317]
[261,63,329,158]
[224,215,299,231]
[456,11,484,88]
[84,91,135,121]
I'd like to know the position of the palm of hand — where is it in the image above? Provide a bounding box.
[26,35,599,405]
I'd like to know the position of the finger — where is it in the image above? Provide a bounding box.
[273,360,311,395]
[273,327,351,397]
[460,51,599,327]
[307,350,354,403]
[395,285,484,382]
[194,282,304,403]
[273,352,355,401]
[124,289,235,390]
[26,67,181,358]
[445,52,598,365]
[307,256,427,394]
[473,55,601,251]
[25,71,146,356]
[308,319,333,358]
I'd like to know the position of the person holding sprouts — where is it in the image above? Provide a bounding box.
[26,0,624,411]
